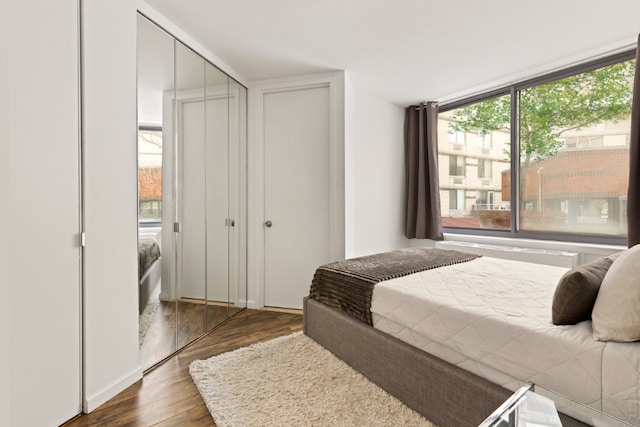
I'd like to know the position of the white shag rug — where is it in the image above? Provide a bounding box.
[189,332,436,427]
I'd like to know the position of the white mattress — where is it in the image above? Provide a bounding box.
[371,256,640,425]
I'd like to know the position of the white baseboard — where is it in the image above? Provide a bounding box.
[83,366,143,413]
[246,299,260,309]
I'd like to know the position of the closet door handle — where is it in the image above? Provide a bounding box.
[264,220,273,228]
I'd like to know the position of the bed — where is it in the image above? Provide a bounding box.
[138,239,161,314]
[304,246,640,427]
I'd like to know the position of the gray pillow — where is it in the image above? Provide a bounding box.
[552,256,614,325]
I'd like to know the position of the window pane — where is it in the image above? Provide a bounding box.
[517,60,633,235]
[449,155,466,176]
[478,159,492,179]
[477,131,491,149]
[449,189,458,210]
[438,95,511,230]
[138,128,163,223]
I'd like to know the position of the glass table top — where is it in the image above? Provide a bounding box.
[479,384,634,427]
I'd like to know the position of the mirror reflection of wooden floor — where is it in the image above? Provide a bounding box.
[140,297,245,371]
[66,309,302,426]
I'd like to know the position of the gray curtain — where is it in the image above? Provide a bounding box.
[629,36,640,248]
[405,102,443,240]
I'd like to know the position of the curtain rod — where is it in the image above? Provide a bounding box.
[413,101,438,110]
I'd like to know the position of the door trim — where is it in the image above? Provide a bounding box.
[248,72,345,309]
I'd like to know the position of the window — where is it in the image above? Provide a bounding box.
[438,53,634,243]
[138,127,163,224]
[449,130,465,145]
[449,155,465,176]
[439,95,511,230]
[477,132,491,149]
[449,189,465,210]
[478,158,492,179]
[139,200,161,219]
[475,190,494,209]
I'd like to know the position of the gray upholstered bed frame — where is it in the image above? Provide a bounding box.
[303,296,512,427]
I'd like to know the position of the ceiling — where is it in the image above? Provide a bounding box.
[142,0,640,106]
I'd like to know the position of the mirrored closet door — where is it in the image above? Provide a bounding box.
[137,14,248,370]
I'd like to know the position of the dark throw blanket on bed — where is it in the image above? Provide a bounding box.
[138,239,161,281]
[309,247,481,325]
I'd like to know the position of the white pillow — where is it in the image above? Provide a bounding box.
[592,244,640,342]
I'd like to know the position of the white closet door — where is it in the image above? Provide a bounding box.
[179,99,207,299]
[206,96,230,303]
[7,0,82,424]
[178,96,230,302]
[263,85,332,309]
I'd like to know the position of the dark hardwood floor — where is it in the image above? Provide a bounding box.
[140,298,244,370]
[67,309,303,427]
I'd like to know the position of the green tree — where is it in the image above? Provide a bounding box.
[449,59,635,212]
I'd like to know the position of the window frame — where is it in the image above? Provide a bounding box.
[438,49,636,246]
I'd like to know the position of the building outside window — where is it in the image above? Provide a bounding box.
[437,54,634,243]
[138,128,163,225]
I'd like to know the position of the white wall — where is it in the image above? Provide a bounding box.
[137,0,247,88]
[82,0,142,412]
[344,74,357,258]
[0,3,10,426]
[4,1,83,426]
[347,82,409,257]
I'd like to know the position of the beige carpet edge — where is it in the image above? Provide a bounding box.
[189,332,436,427]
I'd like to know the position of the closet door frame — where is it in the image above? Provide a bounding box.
[249,72,345,309]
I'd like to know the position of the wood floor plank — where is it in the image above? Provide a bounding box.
[65,309,303,426]
[140,299,233,370]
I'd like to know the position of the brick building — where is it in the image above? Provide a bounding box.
[502,146,628,233]
[138,129,163,222]
[138,167,162,220]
